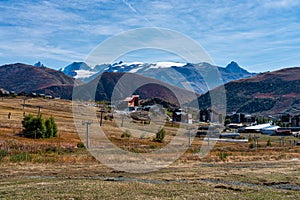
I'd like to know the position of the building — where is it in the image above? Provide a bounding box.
[199,108,223,123]
[291,115,300,127]
[226,112,255,124]
[280,114,291,126]
[173,109,187,123]
[0,88,10,96]
[239,123,272,133]
[261,125,280,135]
[124,95,140,111]
[278,114,300,127]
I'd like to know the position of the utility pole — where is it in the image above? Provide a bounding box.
[8,112,11,128]
[99,108,105,126]
[207,134,210,150]
[37,106,41,116]
[121,113,125,127]
[253,135,259,148]
[57,131,60,155]
[34,130,37,152]
[82,121,92,149]
[23,97,26,110]
[188,130,191,147]
[187,127,194,147]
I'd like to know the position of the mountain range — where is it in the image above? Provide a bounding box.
[1,62,300,115]
[60,61,256,94]
[0,63,197,104]
[73,72,198,105]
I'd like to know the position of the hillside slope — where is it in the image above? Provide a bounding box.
[197,67,300,114]
[0,63,198,104]
[0,63,81,97]
[74,72,198,105]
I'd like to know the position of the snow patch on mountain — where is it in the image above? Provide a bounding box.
[74,70,97,79]
[59,60,256,94]
[129,66,144,73]
[149,62,185,69]
[121,62,144,66]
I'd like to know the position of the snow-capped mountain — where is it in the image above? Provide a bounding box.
[104,61,186,73]
[60,61,256,94]
[59,62,93,78]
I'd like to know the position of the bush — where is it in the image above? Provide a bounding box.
[224,119,231,126]
[22,114,45,138]
[150,144,158,149]
[153,128,166,143]
[45,116,58,138]
[45,146,57,153]
[217,152,229,161]
[0,150,7,161]
[22,114,58,139]
[266,139,272,147]
[121,130,131,138]
[77,142,85,148]
[248,134,253,143]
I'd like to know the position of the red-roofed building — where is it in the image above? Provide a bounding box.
[124,95,140,110]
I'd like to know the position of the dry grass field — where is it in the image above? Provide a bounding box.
[1,97,300,199]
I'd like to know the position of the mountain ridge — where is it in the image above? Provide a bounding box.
[0,63,81,97]
[60,61,257,94]
[0,63,198,104]
[196,67,300,115]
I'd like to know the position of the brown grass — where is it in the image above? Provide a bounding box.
[2,97,300,199]
[0,96,300,164]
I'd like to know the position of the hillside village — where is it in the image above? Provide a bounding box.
[1,89,300,145]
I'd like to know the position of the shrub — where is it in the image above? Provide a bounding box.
[248,134,253,143]
[77,142,85,148]
[224,119,231,126]
[217,152,229,161]
[121,130,131,138]
[22,114,45,138]
[45,116,58,138]
[266,139,272,147]
[0,150,7,161]
[153,128,166,143]
[150,144,158,149]
[22,114,57,138]
[45,146,57,153]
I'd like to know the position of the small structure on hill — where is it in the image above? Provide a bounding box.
[0,88,10,96]
[124,95,140,111]
[199,108,223,123]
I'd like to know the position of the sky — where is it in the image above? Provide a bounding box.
[0,0,300,72]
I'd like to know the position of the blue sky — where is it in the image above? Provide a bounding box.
[0,0,300,72]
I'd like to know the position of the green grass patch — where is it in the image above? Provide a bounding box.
[0,150,7,161]
[9,152,32,162]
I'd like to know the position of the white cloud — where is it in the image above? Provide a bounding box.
[263,0,300,8]
[0,41,85,63]
[0,0,299,72]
